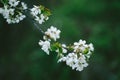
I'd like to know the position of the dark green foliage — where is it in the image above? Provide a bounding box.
[0,0,120,80]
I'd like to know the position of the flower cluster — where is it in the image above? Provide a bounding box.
[39,26,94,71]
[58,53,88,71]
[39,40,50,55]
[44,26,61,41]
[39,26,61,55]
[0,0,27,24]
[58,40,94,71]
[30,5,50,24]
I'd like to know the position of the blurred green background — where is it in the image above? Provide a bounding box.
[0,0,120,80]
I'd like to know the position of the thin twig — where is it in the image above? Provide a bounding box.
[24,10,45,34]
[33,21,45,34]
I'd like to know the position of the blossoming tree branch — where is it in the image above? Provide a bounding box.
[0,0,94,71]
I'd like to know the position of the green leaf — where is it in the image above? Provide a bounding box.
[83,48,89,54]
[1,0,8,4]
[44,8,51,16]
[39,5,45,11]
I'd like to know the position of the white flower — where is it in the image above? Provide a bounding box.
[74,40,86,45]
[35,14,45,24]
[2,5,10,19]
[21,2,27,10]
[73,39,92,54]
[9,0,20,7]
[31,5,41,16]
[76,54,88,71]
[65,53,78,67]
[44,26,61,41]
[6,18,12,24]
[39,40,51,55]
[9,8,15,15]
[88,43,94,51]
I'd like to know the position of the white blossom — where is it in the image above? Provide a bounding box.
[30,5,49,24]
[35,14,45,24]
[30,5,41,16]
[9,0,20,7]
[44,26,61,41]
[58,53,88,71]
[88,43,94,51]
[75,53,88,71]
[65,53,78,68]
[2,5,10,19]
[38,40,51,55]
[73,39,89,53]
[21,2,27,10]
